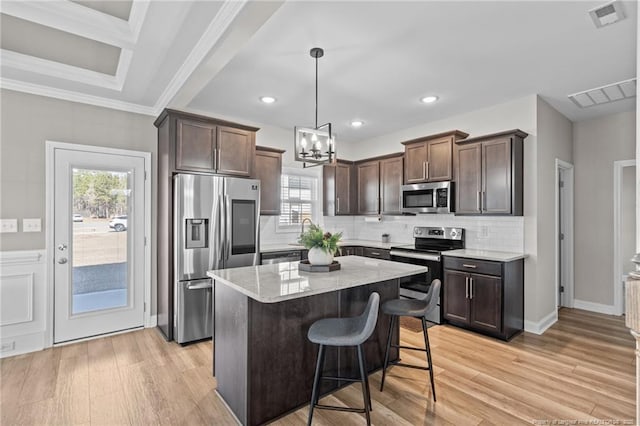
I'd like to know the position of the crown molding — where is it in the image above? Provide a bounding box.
[1,49,126,91]
[0,0,139,49]
[128,1,151,42]
[1,78,156,116]
[152,0,248,111]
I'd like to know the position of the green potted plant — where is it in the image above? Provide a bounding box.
[298,224,342,265]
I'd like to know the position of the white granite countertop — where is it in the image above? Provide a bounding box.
[207,255,427,303]
[443,249,528,262]
[260,239,395,253]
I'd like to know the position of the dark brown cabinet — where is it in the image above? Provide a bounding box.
[379,156,403,214]
[337,246,363,257]
[254,146,284,215]
[355,153,404,216]
[361,247,391,260]
[323,160,355,216]
[154,109,259,341]
[174,115,255,176]
[357,160,380,215]
[443,256,523,340]
[455,129,527,216]
[402,130,468,184]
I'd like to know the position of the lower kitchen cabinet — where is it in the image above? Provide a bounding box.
[442,256,523,340]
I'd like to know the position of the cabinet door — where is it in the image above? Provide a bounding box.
[217,126,254,176]
[468,273,502,333]
[176,118,216,172]
[322,165,337,216]
[456,143,482,214]
[255,150,282,215]
[404,142,427,183]
[482,138,512,214]
[336,163,352,215]
[380,156,403,215]
[357,161,380,215]
[443,270,470,323]
[426,137,453,181]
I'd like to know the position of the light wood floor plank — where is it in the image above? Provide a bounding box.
[0,308,634,425]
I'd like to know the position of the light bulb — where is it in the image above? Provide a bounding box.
[300,136,307,149]
[311,133,318,142]
[315,140,322,150]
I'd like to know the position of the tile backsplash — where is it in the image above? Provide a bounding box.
[261,214,524,253]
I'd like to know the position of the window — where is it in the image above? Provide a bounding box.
[278,173,318,231]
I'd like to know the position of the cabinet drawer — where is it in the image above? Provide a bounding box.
[443,256,502,276]
[362,247,391,260]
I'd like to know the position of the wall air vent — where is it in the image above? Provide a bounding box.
[589,1,626,28]
[568,78,636,108]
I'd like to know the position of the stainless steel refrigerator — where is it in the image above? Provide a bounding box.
[174,174,260,344]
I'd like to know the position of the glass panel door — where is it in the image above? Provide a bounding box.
[53,146,146,344]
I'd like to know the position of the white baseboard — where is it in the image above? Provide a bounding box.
[573,299,617,315]
[0,331,46,358]
[524,310,558,335]
[145,314,157,328]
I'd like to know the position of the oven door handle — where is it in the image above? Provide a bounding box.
[390,250,440,262]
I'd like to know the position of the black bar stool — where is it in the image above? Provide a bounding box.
[307,292,380,425]
[379,279,441,401]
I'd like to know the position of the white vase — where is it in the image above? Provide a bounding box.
[307,247,333,265]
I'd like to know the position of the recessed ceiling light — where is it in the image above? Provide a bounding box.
[259,96,276,104]
[350,120,364,128]
[420,95,439,104]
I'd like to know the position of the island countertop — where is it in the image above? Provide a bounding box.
[207,255,427,303]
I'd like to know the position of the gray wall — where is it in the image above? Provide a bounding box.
[0,89,158,309]
[574,110,636,305]
[534,97,573,320]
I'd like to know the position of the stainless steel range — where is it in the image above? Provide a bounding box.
[390,226,464,324]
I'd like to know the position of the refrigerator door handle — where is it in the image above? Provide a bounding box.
[225,194,232,260]
[218,194,224,264]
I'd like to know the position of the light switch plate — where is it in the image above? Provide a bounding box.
[0,219,18,233]
[23,218,41,233]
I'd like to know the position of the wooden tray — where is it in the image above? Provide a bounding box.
[298,260,341,272]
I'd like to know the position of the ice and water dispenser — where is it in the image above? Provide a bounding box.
[185,219,208,249]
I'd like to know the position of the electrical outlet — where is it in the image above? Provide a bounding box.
[22,218,41,232]
[0,219,18,233]
[0,341,15,352]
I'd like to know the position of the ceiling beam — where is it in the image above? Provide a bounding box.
[160,0,285,112]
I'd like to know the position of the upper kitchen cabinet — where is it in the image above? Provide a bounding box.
[356,153,404,215]
[402,130,469,184]
[454,129,527,216]
[323,160,355,215]
[255,146,285,216]
[155,109,258,176]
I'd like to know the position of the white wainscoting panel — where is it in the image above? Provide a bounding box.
[0,250,46,357]
[0,273,34,326]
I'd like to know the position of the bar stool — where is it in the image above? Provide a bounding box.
[307,292,380,426]
[379,279,441,401]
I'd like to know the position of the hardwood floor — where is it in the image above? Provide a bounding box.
[0,308,635,425]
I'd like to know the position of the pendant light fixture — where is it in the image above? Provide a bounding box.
[294,47,335,167]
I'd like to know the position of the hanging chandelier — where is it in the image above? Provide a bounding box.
[294,47,335,167]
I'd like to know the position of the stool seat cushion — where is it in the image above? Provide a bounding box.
[308,316,370,346]
[382,298,428,317]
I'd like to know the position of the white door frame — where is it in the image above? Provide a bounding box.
[45,141,152,347]
[613,159,636,316]
[555,159,575,309]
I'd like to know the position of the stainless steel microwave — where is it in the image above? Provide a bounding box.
[401,181,454,214]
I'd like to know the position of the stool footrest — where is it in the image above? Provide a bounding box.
[391,361,431,371]
[321,376,360,383]
[314,404,366,414]
[391,344,427,353]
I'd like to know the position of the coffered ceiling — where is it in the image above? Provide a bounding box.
[0,1,637,144]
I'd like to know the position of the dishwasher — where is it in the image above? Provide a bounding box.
[261,250,302,265]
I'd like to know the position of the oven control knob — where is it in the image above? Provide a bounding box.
[450,229,458,238]
[415,229,423,235]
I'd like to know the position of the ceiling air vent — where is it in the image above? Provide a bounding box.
[568,78,637,108]
[589,1,626,28]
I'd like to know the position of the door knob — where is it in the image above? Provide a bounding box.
[58,257,68,264]
[57,244,67,251]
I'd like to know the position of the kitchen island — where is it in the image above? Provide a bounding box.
[207,256,427,425]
